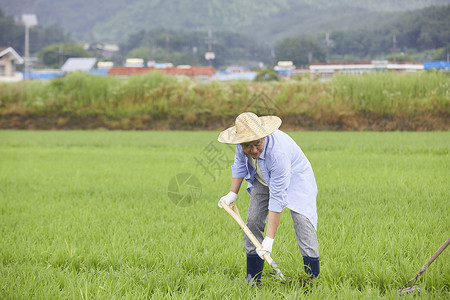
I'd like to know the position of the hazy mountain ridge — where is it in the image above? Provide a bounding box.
[1,0,449,44]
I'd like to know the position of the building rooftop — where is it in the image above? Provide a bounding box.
[107,66,216,76]
[61,57,97,72]
[0,47,24,64]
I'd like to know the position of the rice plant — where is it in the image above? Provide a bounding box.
[0,130,448,299]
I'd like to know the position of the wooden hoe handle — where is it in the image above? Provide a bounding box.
[403,236,450,290]
[417,237,450,277]
[220,200,286,280]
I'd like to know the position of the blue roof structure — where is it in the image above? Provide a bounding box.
[424,61,450,70]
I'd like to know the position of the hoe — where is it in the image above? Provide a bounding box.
[219,200,286,281]
[398,237,450,295]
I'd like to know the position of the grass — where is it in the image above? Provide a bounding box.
[0,130,449,299]
[331,71,450,115]
[0,71,448,130]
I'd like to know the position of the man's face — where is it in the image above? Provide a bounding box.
[241,138,265,159]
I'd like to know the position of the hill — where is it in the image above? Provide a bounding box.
[1,0,449,44]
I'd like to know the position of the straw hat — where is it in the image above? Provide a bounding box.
[218,112,282,144]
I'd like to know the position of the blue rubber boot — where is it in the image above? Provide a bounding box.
[303,256,320,278]
[246,253,264,285]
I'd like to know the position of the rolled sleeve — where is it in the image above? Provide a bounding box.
[268,153,291,212]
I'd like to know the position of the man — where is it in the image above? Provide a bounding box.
[217,112,319,283]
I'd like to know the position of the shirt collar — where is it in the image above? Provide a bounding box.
[259,136,268,160]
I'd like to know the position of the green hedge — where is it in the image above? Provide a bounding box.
[0,70,448,130]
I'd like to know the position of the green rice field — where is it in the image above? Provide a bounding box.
[0,130,449,299]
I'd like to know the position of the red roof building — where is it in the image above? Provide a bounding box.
[107,66,215,78]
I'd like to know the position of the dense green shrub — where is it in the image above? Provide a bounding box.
[0,71,448,130]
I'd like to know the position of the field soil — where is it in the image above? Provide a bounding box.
[1,112,448,131]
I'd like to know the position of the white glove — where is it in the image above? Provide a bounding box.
[256,236,274,260]
[218,191,237,208]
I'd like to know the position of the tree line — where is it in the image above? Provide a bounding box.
[118,28,272,68]
[0,9,71,56]
[1,5,448,69]
[275,5,450,66]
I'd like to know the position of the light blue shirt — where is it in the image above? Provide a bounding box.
[231,130,318,228]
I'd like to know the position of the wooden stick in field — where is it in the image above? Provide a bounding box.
[220,200,286,281]
[398,237,450,295]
